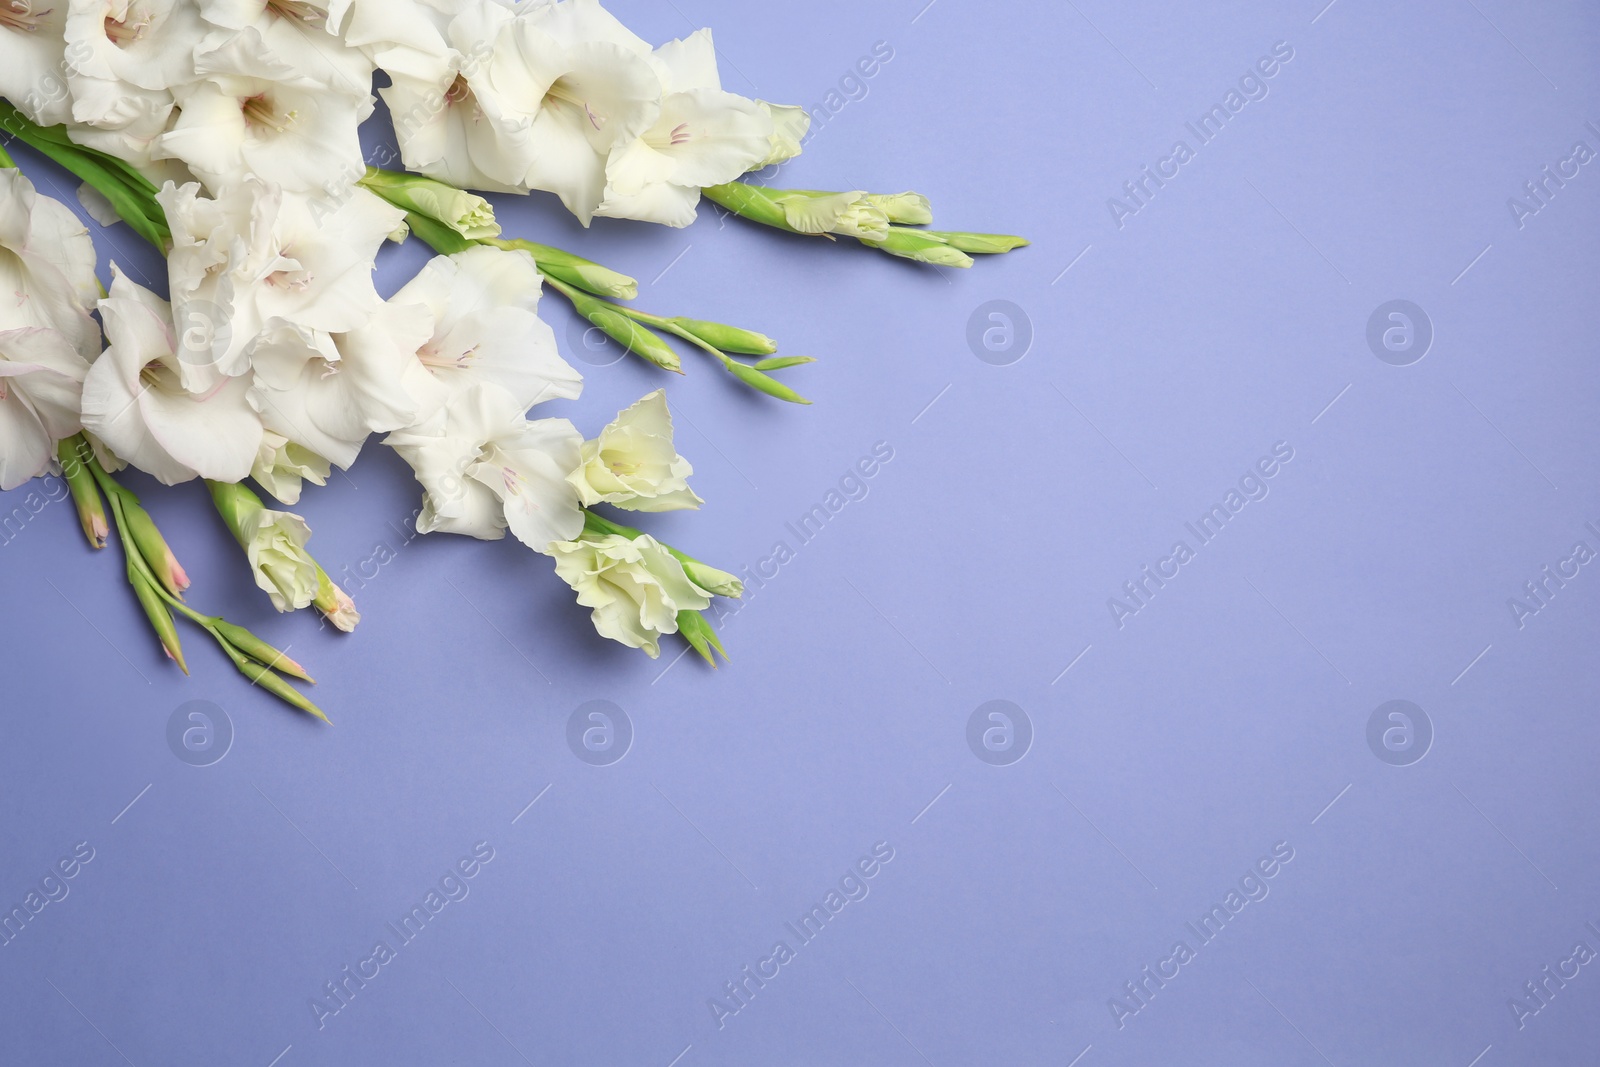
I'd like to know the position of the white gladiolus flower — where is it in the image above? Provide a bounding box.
[0,168,101,361]
[251,429,330,505]
[346,0,480,85]
[80,267,264,485]
[197,0,373,100]
[596,30,773,227]
[62,0,207,165]
[158,179,404,389]
[548,532,713,657]
[391,246,581,422]
[385,382,583,550]
[156,28,371,193]
[0,166,97,488]
[65,0,208,92]
[566,390,701,512]
[466,0,663,221]
[0,2,75,126]
[381,66,530,196]
[0,328,91,491]
[247,301,428,470]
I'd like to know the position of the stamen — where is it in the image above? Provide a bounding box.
[242,92,297,134]
[103,10,151,45]
[266,0,324,23]
[0,1,51,33]
[668,122,691,146]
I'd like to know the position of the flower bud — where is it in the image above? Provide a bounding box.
[721,357,811,404]
[676,609,729,666]
[129,567,186,673]
[932,230,1031,254]
[681,559,743,599]
[55,438,107,549]
[560,288,681,372]
[360,168,500,240]
[208,481,319,612]
[489,238,638,300]
[313,568,360,633]
[211,619,313,683]
[861,228,975,268]
[122,496,190,597]
[669,317,778,356]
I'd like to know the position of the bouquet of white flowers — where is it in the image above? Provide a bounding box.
[0,0,1026,721]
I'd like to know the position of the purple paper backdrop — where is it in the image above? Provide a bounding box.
[2,0,1599,1063]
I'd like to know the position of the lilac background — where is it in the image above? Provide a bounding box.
[4,0,1600,1063]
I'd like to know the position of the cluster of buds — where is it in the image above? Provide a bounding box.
[701,181,1028,268]
[57,436,330,721]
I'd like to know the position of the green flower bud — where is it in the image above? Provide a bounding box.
[861,228,975,268]
[122,496,190,598]
[670,317,778,355]
[129,567,186,673]
[752,355,815,371]
[211,619,313,683]
[721,358,811,404]
[487,238,638,300]
[931,230,1031,254]
[676,609,729,667]
[360,168,500,240]
[682,559,743,599]
[56,437,107,549]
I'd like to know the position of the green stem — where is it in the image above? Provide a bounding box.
[78,443,327,720]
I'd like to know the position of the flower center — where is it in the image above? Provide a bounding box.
[645,122,693,150]
[242,92,297,134]
[417,339,478,371]
[103,8,151,46]
[139,359,180,392]
[266,0,323,23]
[0,1,50,32]
[544,76,602,131]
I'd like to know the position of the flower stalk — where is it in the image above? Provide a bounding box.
[0,102,170,250]
[67,436,326,720]
[701,180,1028,268]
